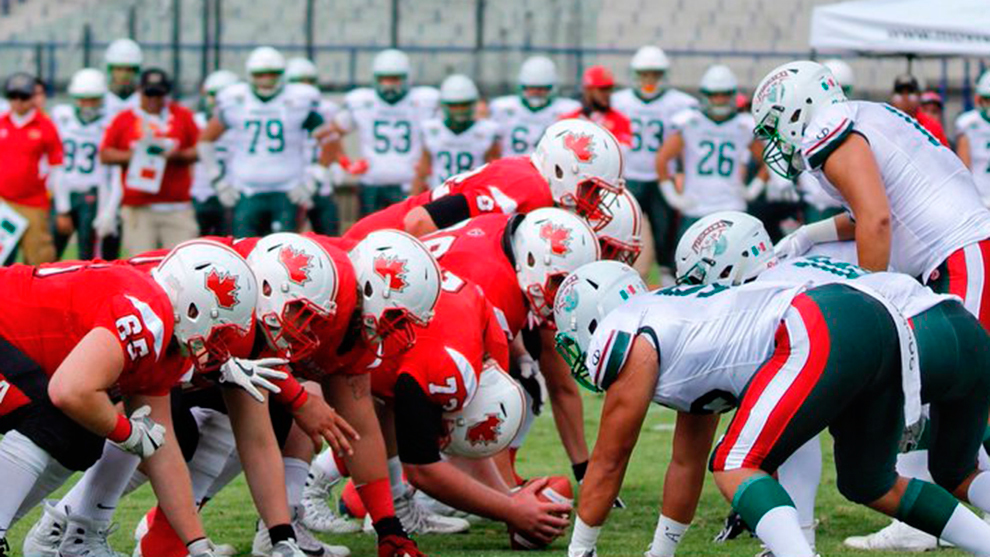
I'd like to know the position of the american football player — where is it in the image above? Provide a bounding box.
[103,38,142,117]
[559,66,632,146]
[556,260,990,557]
[191,69,238,237]
[954,70,990,208]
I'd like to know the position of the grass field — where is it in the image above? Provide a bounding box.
[5,391,967,557]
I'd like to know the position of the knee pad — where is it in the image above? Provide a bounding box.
[0,430,51,476]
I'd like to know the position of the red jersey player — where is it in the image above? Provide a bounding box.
[344,118,625,241]
[559,66,634,146]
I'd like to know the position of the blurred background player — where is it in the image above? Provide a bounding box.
[655,64,766,241]
[198,47,332,237]
[0,72,63,265]
[50,68,119,260]
[191,69,239,237]
[890,73,949,146]
[103,38,143,118]
[413,74,499,194]
[286,57,346,236]
[955,70,990,207]
[920,91,945,128]
[489,56,579,157]
[561,65,631,146]
[100,68,199,254]
[332,48,438,216]
[612,45,697,277]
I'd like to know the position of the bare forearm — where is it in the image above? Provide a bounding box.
[577,453,630,526]
[335,374,389,484]
[855,216,891,271]
[100,147,132,165]
[407,460,516,522]
[49,388,118,436]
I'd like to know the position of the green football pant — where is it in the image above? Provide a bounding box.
[625,179,676,267]
[308,193,340,236]
[193,196,232,237]
[233,191,300,237]
[358,185,405,218]
[52,188,120,260]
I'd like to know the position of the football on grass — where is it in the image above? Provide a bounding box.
[508,475,574,550]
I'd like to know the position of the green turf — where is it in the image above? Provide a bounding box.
[4,393,968,556]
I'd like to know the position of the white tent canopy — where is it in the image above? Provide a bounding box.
[810,0,990,57]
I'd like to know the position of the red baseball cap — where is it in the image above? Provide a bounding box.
[583,66,615,89]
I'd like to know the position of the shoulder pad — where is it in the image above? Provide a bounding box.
[955,110,980,133]
[51,104,73,122]
[801,101,856,170]
[216,82,250,106]
[344,87,375,108]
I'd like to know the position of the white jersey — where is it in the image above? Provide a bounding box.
[489,95,580,157]
[50,104,110,193]
[673,109,755,217]
[954,110,990,200]
[191,111,233,203]
[802,101,990,280]
[611,87,697,181]
[335,86,438,187]
[797,172,842,211]
[584,282,804,413]
[217,82,322,194]
[421,118,499,188]
[103,91,138,119]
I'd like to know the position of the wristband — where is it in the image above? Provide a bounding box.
[569,516,601,553]
[107,414,132,443]
[803,217,839,244]
[648,514,690,557]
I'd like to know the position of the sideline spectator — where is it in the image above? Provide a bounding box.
[891,74,949,146]
[100,68,199,254]
[0,72,63,264]
[920,90,944,126]
[560,65,632,145]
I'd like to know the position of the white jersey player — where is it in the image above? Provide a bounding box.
[954,70,990,205]
[414,74,499,192]
[756,61,990,295]
[611,45,697,182]
[333,49,438,215]
[191,70,238,236]
[489,56,580,157]
[656,65,766,227]
[103,38,142,118]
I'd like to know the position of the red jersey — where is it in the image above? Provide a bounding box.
[0,262,177,413]
[559,107,633,146]
[370,274,509,412]
[344,157,553,242]
[0,110,64,207]
[101,103,198,206]
[421,214,528,339]
[914,109,949,147]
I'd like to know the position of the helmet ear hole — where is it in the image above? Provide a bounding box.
[588,319,598,335]
[719,265,734,279]
[262,280,272,297]
[555,165,564,179]
[527,252,536,267]
[789,108,803,123]
[364,281,374,298]
[187,303,199,320]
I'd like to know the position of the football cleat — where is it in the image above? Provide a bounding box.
[712,509,752,543]
[300,469,361,534]
[57,514,126,557]
[393,486,470,535]
[23,501,67,557]
[253,508,350,557]
[843,520,938,552]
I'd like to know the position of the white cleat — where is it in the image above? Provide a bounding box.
[23,501,67,557]
[412,490,475,520]
[57,514,126,557]
[300,469,361,534]
[269,540,306,557]
[843,520,938,552]
[394,486,470,535]
[253,509,350,557]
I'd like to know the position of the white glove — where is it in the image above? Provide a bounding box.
[93,207,118,238]
[659,180,694,212]
[774,227,814,260]
[215,179,240,208]
[766,177,801,203]
[218,357,289,403]
[111,406,166,459]
[291,166,324,209]
[743,177,766,202]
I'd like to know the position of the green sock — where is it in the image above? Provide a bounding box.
[895,478,958,536]
[732,474,796,531]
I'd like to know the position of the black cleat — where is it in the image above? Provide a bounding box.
[713,509,752,543]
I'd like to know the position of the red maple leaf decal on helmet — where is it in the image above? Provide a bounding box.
[374,255,408,292]
[278,245,313,285]
[466,414,502,446]
[540,222,572,256]
[205,269,239,310]
[563,132,596,163]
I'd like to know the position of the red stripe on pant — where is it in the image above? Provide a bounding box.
[741,296,831,469]
[978,240,990,330]
[945,248,969,302]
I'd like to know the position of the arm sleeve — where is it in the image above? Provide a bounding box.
[394,373,445,465]
[422,193,471,230]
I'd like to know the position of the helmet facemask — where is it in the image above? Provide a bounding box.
[562,177,621,232]
[443,101,475,131]
[251,71,283,98]
[600,236,642,266]
[375,74,408,104]
[521,85,553,110]
[184,322,248,374]
[980,96,990,118]
[74,97,103,123]
[635,70,666,99]
[554,331,599,392]
[702,90,737,120]
[109,66,139,97]
[361,306,421,358]
[260,296,333,362]
[522,268,568,323]
[755,108,805,180]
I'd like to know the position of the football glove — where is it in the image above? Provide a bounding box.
[215,180,240,208]
[111,406,166,459]
[659,180,694,212]
[218,357,289,403]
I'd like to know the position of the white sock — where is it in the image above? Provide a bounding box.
[897,450,933,482]
[939,504,990,555]
[0,431,53,536]
[387,456,405,499]
[204,452,242,502]
[284,457,310,509]
[967,471,990,513]
[13,450,72,524]
[777,435,821,547]
[188,410,236,505]
[58,443,140,524]
[312,448,342,483]
[753,506,814,557]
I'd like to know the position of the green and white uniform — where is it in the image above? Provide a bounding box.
[489,95,580,157]
[954,109,990,202]
[335,86,438,214]
[421,117,499,188]
[50,103,113,259]
[308,97,341,235]
[103,91,138,119]
[216,81,324,235]
[192,111,232,236]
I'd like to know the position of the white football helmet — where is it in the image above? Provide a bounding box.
[518,56,557,109]
[105,38,143,68]
[203,69,239,95]
[823,59,855,96]
[699,64,738,118]
[152,239,258,372]
[442,360,526,459]
[69,68,107,98]
[511,208,601,323]
[630,45,670,98]
[247,233,338,362]
[752,60,846,179]
[532,119,625,231]
[286,57,318,84]
[553,260,647,392]
[349,230,441,356]
[675,211,777,287]
[246,46,286,96]
[440,74,478,104]
[596,188,643,265]
[977,70,990,99]
[372,49,410,103]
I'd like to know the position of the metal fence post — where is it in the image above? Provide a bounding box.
[213,0,222,70]
[83,23,92,68]
[390,0,399,48]
[172,0,182,96]
[305,0,315,64]
[34,41,43,81]
[201,0,211,86]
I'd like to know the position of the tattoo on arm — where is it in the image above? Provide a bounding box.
[346,375,370,401]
